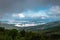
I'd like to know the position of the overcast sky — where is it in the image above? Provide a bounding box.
[0,0,60,27]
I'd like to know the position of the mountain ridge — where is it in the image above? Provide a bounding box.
[0,20,60,31]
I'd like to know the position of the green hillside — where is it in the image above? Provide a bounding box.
[43,26,60,35]
[0,20,60,31]
[22,20,60,31]
[0,26,60,40]
[0,21,60,40]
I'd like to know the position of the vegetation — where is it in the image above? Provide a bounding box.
[0,26,60,40]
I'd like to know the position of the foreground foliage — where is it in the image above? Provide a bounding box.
[0,27,60,40]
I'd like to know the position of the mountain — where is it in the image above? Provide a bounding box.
[0,20,60,31]
[0,23,18,29]
[19,20,60,31]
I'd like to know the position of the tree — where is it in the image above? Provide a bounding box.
[20,30,25,37]
[8,29,18,40]
[0,27,5,32]
[30,33,41,40]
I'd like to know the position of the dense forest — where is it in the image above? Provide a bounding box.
[0,27,60,40]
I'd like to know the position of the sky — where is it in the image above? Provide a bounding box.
[0,0,60,27]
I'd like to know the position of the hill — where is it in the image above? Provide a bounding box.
[20,20,60,31]
[0,20,60,31]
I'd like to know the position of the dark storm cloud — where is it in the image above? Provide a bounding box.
[0,0,60,16]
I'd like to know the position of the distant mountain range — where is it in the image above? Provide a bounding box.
[0,20,60,31]
[18,20,60,31]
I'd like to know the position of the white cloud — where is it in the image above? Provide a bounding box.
[41,17,46,19]
[7,20,14,24]
[8,20,29,24]
[38,11,50,19]
[49,6,60,16]
[15,23,46,27]
[50,6,60,13]
[23,24,37,27]
[13,13,25,18]
[25,10,50,19]
[18,14,25,18]
[15,24,22,27]
[12,10,50,19]
[15,23,39,27]
[15,21,29,23]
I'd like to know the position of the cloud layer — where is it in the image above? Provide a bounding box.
[0,0,60,27]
